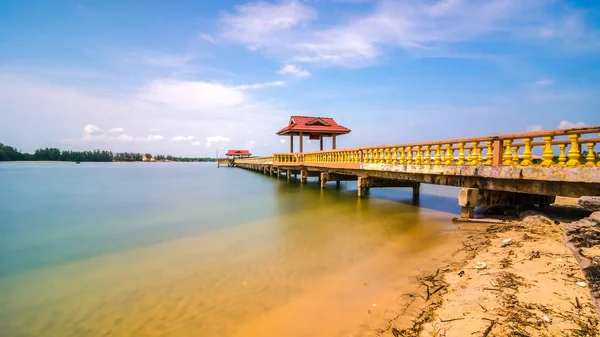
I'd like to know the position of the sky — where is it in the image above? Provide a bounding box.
[1,0,600,156]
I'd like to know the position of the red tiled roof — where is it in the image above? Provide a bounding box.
[226,150,252,156]
[276,116,351,135]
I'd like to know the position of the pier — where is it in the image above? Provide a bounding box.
[225,117,600,219]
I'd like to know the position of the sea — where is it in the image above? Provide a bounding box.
[0,162,470,337]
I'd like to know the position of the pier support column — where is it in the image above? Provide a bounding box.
[413,184,420,202]
[336,180,341,189]
[287,170,291,181]
[458,188,556,219]
[357,177,369,197]
[277,169,280,179]
[300,169,308,184]
[320,172,328,189]
[269,167,273,176]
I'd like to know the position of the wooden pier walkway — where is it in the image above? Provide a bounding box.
[231,127,600,218]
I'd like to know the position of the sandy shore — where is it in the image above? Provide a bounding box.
[372,199,599,337]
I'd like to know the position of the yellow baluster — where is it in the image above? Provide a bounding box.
[566,134,581,167]
[434,145,442,165]
[445,144,453,165]
[540,136,554,167]
[471,142,479,165]
[415,146,422,165]
[558,144,566,166]
[485,141,493,165]
[398,147,406,164]
[477,146,483,164]
[402,147,410,164]
[383,149,389,164]
[585,142,596,166]
[424,146,430,165]
[391,148,398,164]
[458,143,465,165]
[521,138,533,166]
[503,139,513,165]
[512,145,519,165]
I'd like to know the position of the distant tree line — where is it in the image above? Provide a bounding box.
[0,143,216,162]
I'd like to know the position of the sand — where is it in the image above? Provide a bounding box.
[366,200,600,337]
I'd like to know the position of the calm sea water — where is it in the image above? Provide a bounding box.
[0,162,466,337]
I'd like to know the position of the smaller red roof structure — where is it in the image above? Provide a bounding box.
[225,150,252,157]
[276,116,351,136]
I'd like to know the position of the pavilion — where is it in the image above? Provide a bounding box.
[225,150,252,158]
[276,116,351,153]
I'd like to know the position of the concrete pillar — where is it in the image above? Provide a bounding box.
[320,172,328,189]
[287,170,291,181]
[333,135,337,149]
[413,184,420,201]
[357,177,369,197]
[492,139,503,166]
[300,169,308,184]
[269,167,273,176]
[290,135,294,153]
[320,136,324,151]
[277,170,281,179]
[336,180,341,189]
[457,188,556,219]
[299,132,304,153]
[461,207,475,219]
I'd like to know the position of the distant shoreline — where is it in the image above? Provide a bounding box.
[1,160,217,163]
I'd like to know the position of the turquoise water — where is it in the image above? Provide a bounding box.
[0,162,464,337]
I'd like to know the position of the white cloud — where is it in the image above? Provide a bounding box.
[199,33,217,43]
[172,135,194,142]
[534,79,554,87]
[111,134,134,142]
[280,139,287,144]
[135,135,165,142]
[108,127,125,134]
[220,0,599,67]
[82,124,105,141]
[279,64,311,77]
[192,141,201,146]
[138,80,246,110]
[220,1,317,50]
[235,81,285,90]
[526,125,543,132]
[557,120,587,129]
[206,135,230,148]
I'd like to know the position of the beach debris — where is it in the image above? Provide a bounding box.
[529,250,541,260]
[491,281,498,287]
[576,281,587,287]
[476,262,487,270]
[481,319,496,337]
[575,297,582,309]
[458,270,465,277]
[432,285,445,295]
[440,317,464,323]
[501,238,513,247]
[578,196,600,212]
[556,258,563,262]
[372,303,377,307]
[542,316,552,323]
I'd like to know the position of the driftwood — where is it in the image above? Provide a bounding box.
[482,320,496,337]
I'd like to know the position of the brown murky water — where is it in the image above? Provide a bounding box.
[0,163,475,337]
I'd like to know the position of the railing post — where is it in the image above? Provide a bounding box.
[492,139,503,166]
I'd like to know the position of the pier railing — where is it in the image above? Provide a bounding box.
[272,126,600,167]
[235,156,273,165]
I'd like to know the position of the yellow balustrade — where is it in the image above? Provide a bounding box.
[391,148,397,164]
[458,143,466,165]
[512,145,519,165]
[415,146,422,165]
[566,134,581,167]
[558,144,567,166]
[404,147,411,164]
[398,147,406,164]
[434,145,442,165]
[424,145,431,165]
[585,142,596,166]
[503,139,513,165]
[521,138,533,166]
[445,144,453,165]
[470,142,479,165]
[540,136,554,167]
[485,141,493,165]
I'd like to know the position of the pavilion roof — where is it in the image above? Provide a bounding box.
[276,116,351,135]
[225,150,252,156]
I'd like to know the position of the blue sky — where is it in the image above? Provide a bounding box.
[1,0,599,156]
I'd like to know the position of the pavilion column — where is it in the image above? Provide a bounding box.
[333,135,337,150]
[320,136,324,151]
[290,135,294,153]
[299,132,304,153]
